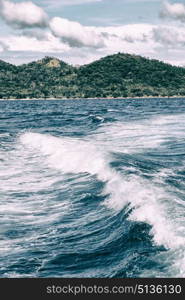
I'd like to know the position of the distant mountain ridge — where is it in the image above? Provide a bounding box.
[1,53,185,99]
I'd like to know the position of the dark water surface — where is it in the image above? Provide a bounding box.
[0,98,185,278]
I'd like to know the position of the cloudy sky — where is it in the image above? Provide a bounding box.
[0,0,185,66]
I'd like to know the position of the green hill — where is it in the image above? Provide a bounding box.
[1,53,185,99]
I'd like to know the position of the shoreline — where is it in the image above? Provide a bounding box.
[1,96,185,101]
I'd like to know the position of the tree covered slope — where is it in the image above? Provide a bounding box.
[1,53,185,99]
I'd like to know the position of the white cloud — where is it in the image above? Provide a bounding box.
[1,0,185,67]
[96,23,152,42]
[1,21,184,66]
[0,40,8,51]
[0,1,105,49]
[49,17,105,48]
[0,32,70,53]
[0,0,48,28]
[153,25,185,46]
[160,1,185,21]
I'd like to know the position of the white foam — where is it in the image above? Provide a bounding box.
[107,109,119,112]
[20,132,109,177]
[0,133,10,138]
[0,135,70,258]
[19,130,185,251]
[96,113,185,153]
[14,113,185,275]
[103,174,185,249]
[97,113,185,275]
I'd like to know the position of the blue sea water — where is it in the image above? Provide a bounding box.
[0,98,185,278]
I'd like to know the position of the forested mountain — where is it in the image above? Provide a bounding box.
[1,53,185,99]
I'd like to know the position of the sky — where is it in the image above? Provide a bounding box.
[0,0,185,66]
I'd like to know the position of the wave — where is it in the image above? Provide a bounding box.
[19,114,185,272]
[1,110,184,277]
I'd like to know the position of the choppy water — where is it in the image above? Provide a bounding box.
[0,98,185,278]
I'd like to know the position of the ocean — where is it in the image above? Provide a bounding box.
[0,98,185,278]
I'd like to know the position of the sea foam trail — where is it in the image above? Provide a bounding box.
[95,113,185,154]
[19,130,185,254]
[98,113,185,276]
[0,135,70,256]
[20,133,110,179]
